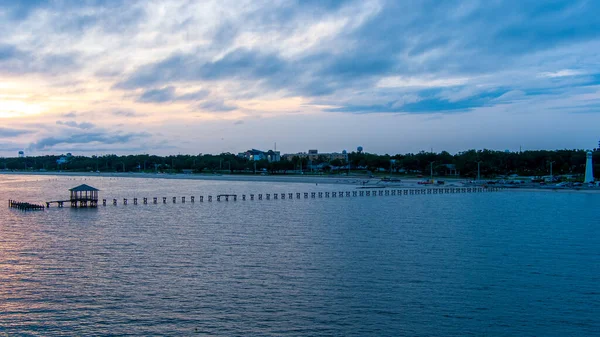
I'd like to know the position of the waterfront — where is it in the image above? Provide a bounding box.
[1,175,598,336]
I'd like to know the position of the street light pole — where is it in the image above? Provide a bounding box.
[430,161,434,182]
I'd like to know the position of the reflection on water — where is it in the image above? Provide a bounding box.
[0,175,598,336]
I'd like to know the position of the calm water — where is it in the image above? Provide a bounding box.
[0,174,598,336]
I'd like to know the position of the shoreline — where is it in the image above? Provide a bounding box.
[1,171,599,193]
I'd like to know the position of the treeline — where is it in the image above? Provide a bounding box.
[0,149,598,178]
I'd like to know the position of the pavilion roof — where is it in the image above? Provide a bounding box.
[69,184,100,192]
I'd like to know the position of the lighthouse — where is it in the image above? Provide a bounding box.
[584,151,594,183]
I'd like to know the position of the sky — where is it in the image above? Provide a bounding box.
[1,0,599,157]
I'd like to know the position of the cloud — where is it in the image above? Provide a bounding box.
[0,0,48,20]
[177,89,210,101]
[0,43,79,75]
[111,0,600,109]
[116,48,287,90]
[29,130,151,151]
[137,86,210,103]
[2,0,600,156]
[0,44,21,61]
[199,99,237,112]
[326,89,508,114]
[233,120,244,125]
[539,69,585,78]
[111,110,146,117]
[0,127,34,138]
[61,112,78,118]
[138,87,176,103]
[56,120,96,129]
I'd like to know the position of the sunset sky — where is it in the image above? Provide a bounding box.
[1,0,599,157]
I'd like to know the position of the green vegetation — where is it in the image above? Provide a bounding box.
[0,149,598,179]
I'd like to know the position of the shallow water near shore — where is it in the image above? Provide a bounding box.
[1,175,598,336]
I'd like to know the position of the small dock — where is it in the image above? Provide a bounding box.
[9,200,45,211]
[46,200,69,208]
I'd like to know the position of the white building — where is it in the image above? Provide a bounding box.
[584,151,594,183]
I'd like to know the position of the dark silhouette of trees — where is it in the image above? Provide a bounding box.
[0,149,598,178]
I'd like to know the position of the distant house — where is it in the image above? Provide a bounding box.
[443,164,459,176]
[238,149,280,162]
[57,153,73,166]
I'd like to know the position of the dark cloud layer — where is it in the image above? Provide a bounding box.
[0,43,79,75]
[29,130,151,150]
[112,0,600,114]
[56,120,96,129]
[199,99,237,112]
[137,86,210,103]
[0,127,34,138]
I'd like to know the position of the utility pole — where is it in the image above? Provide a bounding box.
[430,161,434,182]
[477,161,482,181]
[549,161,555,182]
[254,160,256,174]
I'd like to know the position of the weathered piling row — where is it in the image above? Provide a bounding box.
[8,200,45,211]
[92,187,503,207]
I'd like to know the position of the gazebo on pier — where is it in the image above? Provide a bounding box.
[69,184,99,208]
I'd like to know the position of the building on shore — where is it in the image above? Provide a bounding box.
[282,149,348,163]
[442,164,460,176]
[584,151,594,183]
[238,149,281,162]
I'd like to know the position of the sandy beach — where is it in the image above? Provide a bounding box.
[1,171,599,193]
[0,170,431,188]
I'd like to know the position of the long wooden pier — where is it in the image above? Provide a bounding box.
[12,186,504,210]
[89,186,503,207]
